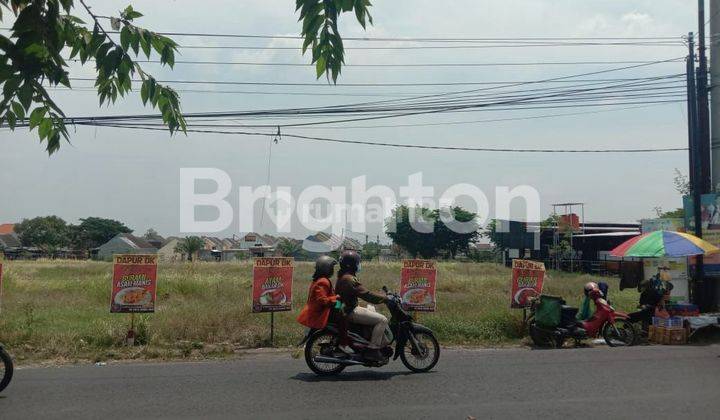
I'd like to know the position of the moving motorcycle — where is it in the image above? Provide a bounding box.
[528,289,636,348]
[0,342,13,393]
[300,286,440,375]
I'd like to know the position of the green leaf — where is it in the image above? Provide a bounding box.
[17,81,33,109]
[2,76,21,100]
[39,118,52,140]
[120,26,131,50]
[315,55,326,78]
[140,81,149,105]
[6,110,16,129]
[11,101,24,119]
[29,106,47,130]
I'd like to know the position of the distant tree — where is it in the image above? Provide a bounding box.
[71,217,132,250]
[15,215,70,253]
[174,236,204,261]
[362,241,381,261]
[386,205,438,259]
[276,238,302,257]
[434,207,480,259]
[142,228,163,242]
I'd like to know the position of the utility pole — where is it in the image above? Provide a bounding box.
[688,33,707,309]
[711,0,720,192]
[698,0,712,195]
[710,0,720,311]
[698,0,717,311]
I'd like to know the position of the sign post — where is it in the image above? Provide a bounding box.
[110,254,158,345]
[399,259,437,312]
[252,257,294,345]
[510,259,546,311]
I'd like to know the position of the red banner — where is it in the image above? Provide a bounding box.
[0,252,4,308]
[252,257,293,313]
[400,259,437,312]
[510,259,545,308]
[111,254,158,313]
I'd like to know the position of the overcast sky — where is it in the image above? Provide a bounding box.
[0,0,700,241]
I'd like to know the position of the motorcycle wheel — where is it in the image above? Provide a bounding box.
[528,322,564,348]
[304,331,346,376]
[0,347,13,393]
[400,331,440,373]
[602,319,636,347]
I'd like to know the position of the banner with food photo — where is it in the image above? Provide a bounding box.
[110,254,158,313]
[0,252,4,307]
[252,257,293,313]
[400,259,437,312]
[510,259,545,308]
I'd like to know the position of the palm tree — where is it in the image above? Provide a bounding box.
[276,238,302,257]
[174,236,205,261]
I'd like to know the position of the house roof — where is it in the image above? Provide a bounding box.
[0,233,21,248]
[0,224,15,234]
[117,233,155,249]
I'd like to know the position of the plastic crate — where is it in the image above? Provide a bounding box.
[652,317,667,327]
[666,316,683,328]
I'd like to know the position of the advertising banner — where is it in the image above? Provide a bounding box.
[684,194,720,275]
[510,259,545,308]
[0,252,4,310]
[252,257,293,313]
[640,218,684,234]
[643,258,689,303]
[110,254,158,313]
[400,259,437,312]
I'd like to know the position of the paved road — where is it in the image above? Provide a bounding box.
[1,345,719,419]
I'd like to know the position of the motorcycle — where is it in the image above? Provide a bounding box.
[528,293,636,348]
[300,286,440,375]
[0,342,13,393]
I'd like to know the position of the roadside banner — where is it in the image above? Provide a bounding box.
[252,257,293,313]
[0,252,4,312]
[510,259,545,308]
[111,254,158,313]
[400,259,437,312]
[684,193,720,275]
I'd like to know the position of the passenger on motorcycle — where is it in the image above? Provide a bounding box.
[335,250,388,361]
[297,256,354,355]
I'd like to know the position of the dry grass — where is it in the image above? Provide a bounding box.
[0,260,639,364]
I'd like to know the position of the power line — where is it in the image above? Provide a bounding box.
[81,58,682,68]
[99,30,684,42]
[176,41,685,50]
[69,122,688,154]
[66,75,684,88]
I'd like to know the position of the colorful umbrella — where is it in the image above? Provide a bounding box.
[610,230,719,258]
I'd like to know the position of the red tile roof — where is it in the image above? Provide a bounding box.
[0,224,15,234]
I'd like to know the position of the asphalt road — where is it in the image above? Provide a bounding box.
[1,345,719,419]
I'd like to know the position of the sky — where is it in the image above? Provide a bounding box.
[0,0,702,242]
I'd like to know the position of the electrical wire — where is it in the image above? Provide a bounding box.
[68,122,688,154]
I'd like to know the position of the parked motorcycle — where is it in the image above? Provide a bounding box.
[0,342,13,393]
[300,286,440,375]
[528,292,636,348]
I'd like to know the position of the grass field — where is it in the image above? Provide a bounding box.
[0,260,640,364]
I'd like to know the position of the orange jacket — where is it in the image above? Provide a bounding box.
[297,277,337,329]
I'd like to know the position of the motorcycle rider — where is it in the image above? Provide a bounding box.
[297,255,354,355]
[335,250,388,361]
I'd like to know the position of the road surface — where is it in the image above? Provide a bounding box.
[1,345,719,419]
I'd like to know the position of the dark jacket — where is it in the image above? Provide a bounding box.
[335,274,385,314]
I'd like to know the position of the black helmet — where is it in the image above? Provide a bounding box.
[339,250,361,273]
[313,255,336,280]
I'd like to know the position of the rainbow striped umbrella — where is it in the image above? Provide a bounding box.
[610,230,720,258]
